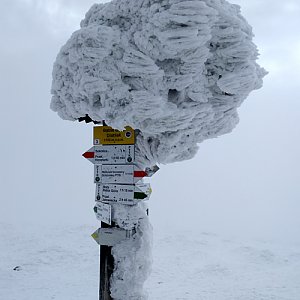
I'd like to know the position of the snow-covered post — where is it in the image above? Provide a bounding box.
[51,0,266,298]
[82,124,154,299]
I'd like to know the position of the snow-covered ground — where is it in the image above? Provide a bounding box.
[1,223,299,300]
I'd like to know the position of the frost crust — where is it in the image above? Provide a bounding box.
[51,0,266,166]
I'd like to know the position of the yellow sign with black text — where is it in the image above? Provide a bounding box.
[93,126,135,145]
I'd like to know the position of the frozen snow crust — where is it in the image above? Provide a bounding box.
[51,0,266,166]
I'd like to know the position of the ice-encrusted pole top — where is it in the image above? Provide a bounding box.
[51,0,266,165]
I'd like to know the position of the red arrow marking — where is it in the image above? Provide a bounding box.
[134,171,147,178]
[83,151,94,159]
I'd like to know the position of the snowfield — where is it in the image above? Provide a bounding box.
[1,223,299,300]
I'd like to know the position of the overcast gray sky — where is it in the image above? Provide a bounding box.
[0,0,299,243]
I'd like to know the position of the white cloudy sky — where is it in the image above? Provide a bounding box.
[0,0,299,243]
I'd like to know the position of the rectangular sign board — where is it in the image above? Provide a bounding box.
[94,126,135,145]
[95,183,152,205]
[94,202,111,225]
[96,184,136,205]
[83,145,135,164]
[94,165,146,184]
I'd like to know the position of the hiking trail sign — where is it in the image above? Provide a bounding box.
[94,164,148,184]
[94,126,135,145]
[95,183,152,205]
[82,124,158,300]
[91,228,133,246]
[94,202,112,225]
[82,145,135,164]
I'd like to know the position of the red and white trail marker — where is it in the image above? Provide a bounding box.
[94,164,147,184]
[82,145,135,165]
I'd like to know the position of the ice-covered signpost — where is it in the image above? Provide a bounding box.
[82,124,155,299]
[51,0,266,298]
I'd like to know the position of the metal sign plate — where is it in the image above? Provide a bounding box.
[94,165,147,184]
[95,164,134,184]
[94,126,135,145]
[95,183,152,205]
[94,202,112,225]
[96,184,136,205]
[91,228,132,246]
[83,145,135,164]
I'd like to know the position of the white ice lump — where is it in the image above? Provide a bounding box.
[51,0,266,166]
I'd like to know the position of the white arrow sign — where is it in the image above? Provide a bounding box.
[82,145,135,164]
[95,183,152,205]
[94,165,147,184]
[94,202,112,225]
[91,228,133,246]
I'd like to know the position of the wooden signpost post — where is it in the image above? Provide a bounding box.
[83,124,158,300]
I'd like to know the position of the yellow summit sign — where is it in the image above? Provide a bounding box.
[93,126,135,145]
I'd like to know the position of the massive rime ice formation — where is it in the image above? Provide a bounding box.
[111,202,152,299]
[51,0,266,166]
[51,0,266,298]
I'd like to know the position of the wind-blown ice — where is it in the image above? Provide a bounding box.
[51,0,266,298]
[111,203,152,300]
[51,0,266,166]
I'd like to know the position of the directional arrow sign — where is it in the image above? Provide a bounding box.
[93,202,112,225]
[95,183,152,205]
[134,182,152,199]
[94,126,135,145]
[82,145,135,164]
[91,228,133,246]
[94,164,147,184]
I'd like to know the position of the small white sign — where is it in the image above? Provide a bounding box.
[91,228,133,246]
[96,184,136,205]
[83,145,135,164]
[94,165,136,184]
[94,202,112,225]
[95,183,152,205]
[95,145,134,164]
